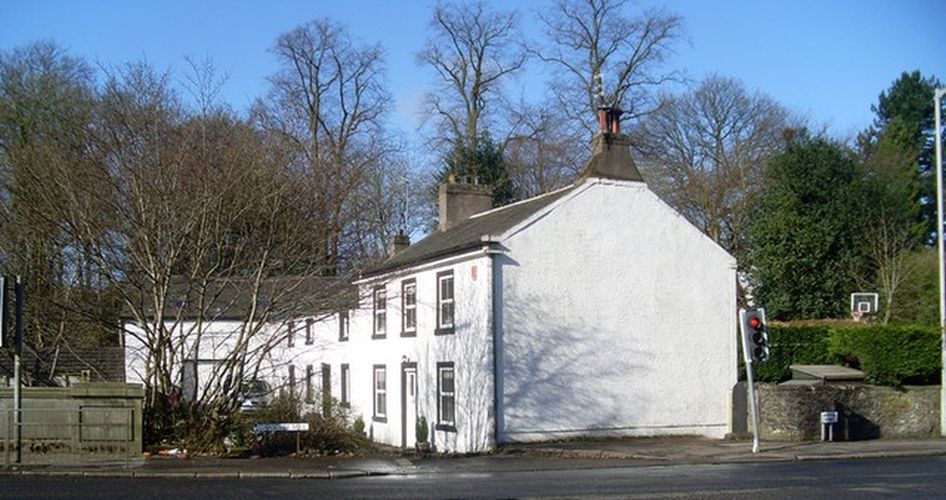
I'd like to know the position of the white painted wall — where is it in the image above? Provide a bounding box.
[122,253,496,453]
[321,253,495,453]
[495,179,737,443]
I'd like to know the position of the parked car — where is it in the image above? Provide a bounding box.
[239,380,272,412]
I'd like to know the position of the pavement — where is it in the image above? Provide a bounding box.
[2,436,945,479]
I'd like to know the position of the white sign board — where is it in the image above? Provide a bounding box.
[254,422,309,432]
[821,411,838,424]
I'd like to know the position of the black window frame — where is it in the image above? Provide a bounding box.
[372,286,387,339]
[436,361,456,432]
[305,364,314,403]
[401,278,417,337]
[372,364,387,422]
[305,318,314,345]
[288,364,296,399]
[338,311,349,342]
[435,270,455,335]
[340,363,350,407]
[287,320,295,347]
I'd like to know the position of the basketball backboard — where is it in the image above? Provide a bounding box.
[850,292,879,319]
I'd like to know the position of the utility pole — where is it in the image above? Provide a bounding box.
[934,88,945,438]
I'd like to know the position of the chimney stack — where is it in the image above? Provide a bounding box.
[388,230,410,255]
[438,174,493,231]
[581,106,644,182]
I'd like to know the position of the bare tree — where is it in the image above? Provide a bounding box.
[536,0,684,138]
[345,150,432,260]
[632,75,793,264]
[0,41,115,350]
[417,1,526,151]
[503,100,585,197]
[853,125,924,324]
[253,18,391,273]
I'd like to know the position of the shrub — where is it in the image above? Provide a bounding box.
[740,325,835,383]
[249,395,369,456]
[829,325,941,386]
[415,416,428,443]
[352,416,366,436]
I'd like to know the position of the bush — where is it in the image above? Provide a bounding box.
[415,416,428,443]
[738,323,942,387]
[740,325,835,383]
[249,395,370,456]
[829,325,941,386]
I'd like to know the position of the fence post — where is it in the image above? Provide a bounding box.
[70,408,80,463]
[4,408,9,468]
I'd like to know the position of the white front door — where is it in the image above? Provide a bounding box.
[401,364,417,448]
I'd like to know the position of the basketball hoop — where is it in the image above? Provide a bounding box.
[852,310,865,321]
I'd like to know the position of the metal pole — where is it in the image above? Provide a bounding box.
[739,308,762,453]
[935,88,945,438]
[13,276,23,464]
[745,358,761,453]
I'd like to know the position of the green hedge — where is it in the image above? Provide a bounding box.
[829,325,941,386]
[739,324,941,386]
[740,326,835,383]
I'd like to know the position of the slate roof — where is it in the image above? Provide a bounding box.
[121,276,356,321]
[0,346,125,385]
[363,184,578,277]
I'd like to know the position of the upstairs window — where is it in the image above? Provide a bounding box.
[373,286,387,338]
[338,311,349,342]
[436,270,455,334]
[287,320,295,347]
[401,279,416,336]
[305,319,314,345]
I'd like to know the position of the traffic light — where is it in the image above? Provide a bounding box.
[740,308,770,363]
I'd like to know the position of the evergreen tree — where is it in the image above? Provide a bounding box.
[746,132,868,320]
[863,70,943,244]
[439,133,518,207]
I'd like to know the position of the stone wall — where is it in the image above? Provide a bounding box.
[734,382,940,441]
[0,383,143,465]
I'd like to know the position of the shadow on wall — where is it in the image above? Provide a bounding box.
[435,279,496,453]
[494,254,653,438]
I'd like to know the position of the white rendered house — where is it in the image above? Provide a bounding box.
[124,109,738,453]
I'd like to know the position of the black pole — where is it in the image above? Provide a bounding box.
[0,276,7,348]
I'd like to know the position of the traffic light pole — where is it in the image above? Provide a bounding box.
[739,308,765,454]
[744,351,761,453]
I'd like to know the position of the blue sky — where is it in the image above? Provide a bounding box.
[1,0,943,143]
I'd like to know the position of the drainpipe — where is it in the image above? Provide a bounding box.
[483,241,501,450]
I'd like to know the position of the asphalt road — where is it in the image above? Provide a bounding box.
[5,456,946,499]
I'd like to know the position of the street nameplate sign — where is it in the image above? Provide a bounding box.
[254,422,309,432]
[821,411,838,424]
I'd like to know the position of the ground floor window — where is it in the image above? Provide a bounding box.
[373,365,386,422]
[305,364,314,403]
[341,363,350,406]
[436,362,456,431]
